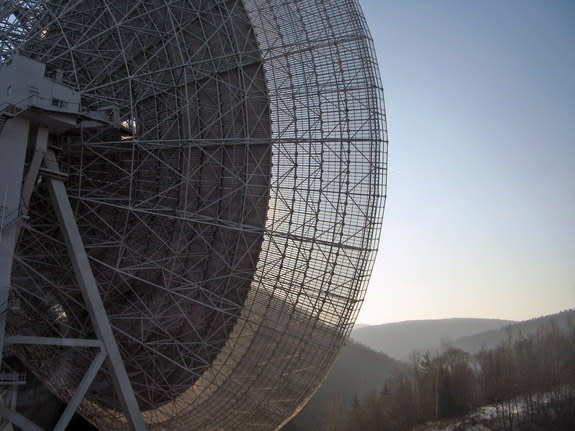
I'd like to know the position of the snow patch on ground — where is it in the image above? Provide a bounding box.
[415,387,574,431]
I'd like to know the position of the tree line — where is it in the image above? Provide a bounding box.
[335,323,575,431]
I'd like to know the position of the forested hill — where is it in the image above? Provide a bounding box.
[452,309,575,354]
[285,340,402,431]
[335,323,575,431]
[351,318,513,360]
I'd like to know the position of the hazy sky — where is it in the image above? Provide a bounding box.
[357,0,575,325]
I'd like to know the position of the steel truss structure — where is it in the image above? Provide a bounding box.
[0,0,387,430]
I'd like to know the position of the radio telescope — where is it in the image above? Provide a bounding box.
[0,0,387,430]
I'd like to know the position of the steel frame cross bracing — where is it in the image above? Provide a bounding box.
[42,150,146,431]
[0,1,388,430]
[0,121,146,430]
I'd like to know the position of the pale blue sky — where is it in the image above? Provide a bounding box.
[357,0,575,324]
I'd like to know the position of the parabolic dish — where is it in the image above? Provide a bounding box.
[0,0,387,430]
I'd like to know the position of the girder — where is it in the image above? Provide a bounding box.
[0,0,387,430]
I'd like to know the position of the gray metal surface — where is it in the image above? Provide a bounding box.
[5,336,101,348]
[0,401,43,431]
[0,0,387,430]
[52,350,106,431]
[44,150,146,430]
[0,117,30,365]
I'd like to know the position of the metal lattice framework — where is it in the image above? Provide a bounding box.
[0,0,387,430]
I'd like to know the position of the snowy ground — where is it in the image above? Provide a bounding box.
[414,387,574,431]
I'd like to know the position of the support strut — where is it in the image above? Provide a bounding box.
[43,150,147,431]
[0,140,147,429]
[0,118,30,366]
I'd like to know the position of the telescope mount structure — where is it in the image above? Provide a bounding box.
[0,1,387,430]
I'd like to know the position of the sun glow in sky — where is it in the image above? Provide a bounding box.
[357,0,575,325]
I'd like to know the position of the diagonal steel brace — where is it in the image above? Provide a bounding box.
[42,150,147,431]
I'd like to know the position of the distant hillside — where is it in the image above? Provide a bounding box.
[351,318,514,360]
[452,309,575,354]
[285,340,402,431]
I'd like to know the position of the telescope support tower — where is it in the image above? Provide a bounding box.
[0,112,146,431]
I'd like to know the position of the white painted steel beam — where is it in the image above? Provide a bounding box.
[0,117,30,365]
[0,402,43,431]
[53,349,107,431]
[20,127,48,212]
[5,336,102,348]
[43,150,146,431]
